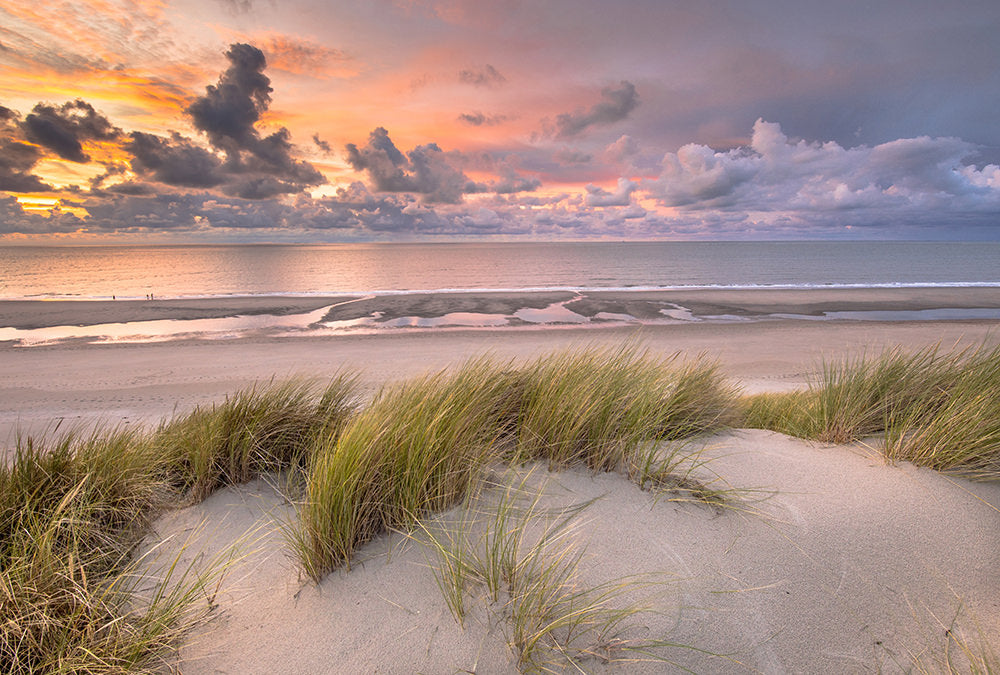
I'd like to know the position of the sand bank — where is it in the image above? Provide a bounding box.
[3,287,1000,330]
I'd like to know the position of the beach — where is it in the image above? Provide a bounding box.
[3,287,1000,672]
[3,287,1000,444]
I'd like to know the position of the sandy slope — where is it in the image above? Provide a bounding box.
[151,430,1000,673]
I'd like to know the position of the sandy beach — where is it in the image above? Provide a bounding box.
[3,288,999,444]
[3,287,1000,672]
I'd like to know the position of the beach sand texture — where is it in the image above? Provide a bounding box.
[161,433,999,673]
[3,287,999,672]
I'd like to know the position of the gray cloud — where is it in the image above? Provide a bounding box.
[555,81,638,139]
[0,107,49,192]
[312,134,332,154]
[22,100,120,163]
[646,119,1000,218]
[128,43,326,197]
[458,112,508,126]
[187,43,272,155]
[585,178,637,207]
[346,127,478,203]
[458,64,506,88]
[127,132,227,188]
[491,169,541,194]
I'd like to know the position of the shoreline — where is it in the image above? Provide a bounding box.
[2,314,999,447]
[2,287,1000,336]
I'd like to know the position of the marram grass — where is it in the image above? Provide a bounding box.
[415,470,721,673]
[741,344,1000,479]
[2,376,358,674]
[0,429,221,674]
[292,358,511,580]
[291,346,739,579]
[5,342,998,673]
[512,344,738,471]
[155,373,359,501]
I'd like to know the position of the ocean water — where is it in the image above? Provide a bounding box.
[2,241,999,344]
[2,241,1000,300]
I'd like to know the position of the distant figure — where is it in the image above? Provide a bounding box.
[112,295,115,300]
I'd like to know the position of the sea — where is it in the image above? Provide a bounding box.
[3,241,1000,299]
[2,241,999,344]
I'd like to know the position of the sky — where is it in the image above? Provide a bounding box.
[1,0,999,242]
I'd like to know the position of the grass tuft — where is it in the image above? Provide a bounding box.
[512,344,738,472]
[741,344,1000,479]
[155,375,359,502]
[0,430,224,673]
[292,347,739,579]
[292,358,509,580]
[416,470,688,673]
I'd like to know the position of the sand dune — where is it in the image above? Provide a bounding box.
[154,430,999,673]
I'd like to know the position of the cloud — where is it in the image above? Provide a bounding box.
[646,119,1000,218]
[312,134,333,154]
[0,106,50,192]
[554,81,639,139]
[491,169,541,194]
[187,43,272,155]
[458,112,508,126]
[603,135,640,162]
[346,127,478,203]
[127,132,227,188]
[585,177,637,207]
[22,100,120,163]
[179,43,324,194]
[458,64,506,88]
[215,0,256,14]
[256,35,354,77]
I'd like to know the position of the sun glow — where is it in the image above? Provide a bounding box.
[15,195,89,219]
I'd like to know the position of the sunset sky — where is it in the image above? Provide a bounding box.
[1,0,999,241]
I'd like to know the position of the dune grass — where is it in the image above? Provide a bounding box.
[512,345,737,471]
[2,375,360,673]
[291,346,739,580]
[8,341,996,672]
[741,344,1000,479]
[292,358,511,580]
[416,471,693,673]
[155,374,359,502]
[0,430,213,673]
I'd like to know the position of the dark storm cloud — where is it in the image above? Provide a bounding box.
[107,182,159,196]
[458,64,506,88]
[0,143,49,192]
[22,99,120,163]
[222,176,301,199]
[346,127,477,203]
[239,128,325,185]
[554,81,638,139]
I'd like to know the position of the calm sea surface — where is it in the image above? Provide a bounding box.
[2,241,999,300]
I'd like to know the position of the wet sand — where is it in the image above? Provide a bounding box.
[3,287,1000,330]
